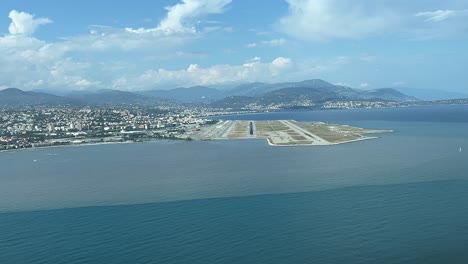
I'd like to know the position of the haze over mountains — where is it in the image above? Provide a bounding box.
[141,79,417,106]
[0,88,75,107]
[0,88,170,107]
[67,89,169,106]
[1,79,462,108]
[394,88,468,101]
[140,86,221,103]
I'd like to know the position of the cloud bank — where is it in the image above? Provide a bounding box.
[278,0,468,41]
[1,0,467,91]
[8,10,52,35]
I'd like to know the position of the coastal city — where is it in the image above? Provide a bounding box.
[2,1,468,264]
[1,95,466,151]
[0,106,230,151]
[0,92,410,151]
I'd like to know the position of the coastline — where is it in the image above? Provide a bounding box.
[188,119,393,147]
[1,120,395,153]
[0,131,388,152]
[0,141,135,154]
[265,135,380,147]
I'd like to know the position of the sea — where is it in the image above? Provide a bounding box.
[1,105,468,264]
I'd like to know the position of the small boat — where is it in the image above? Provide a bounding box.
[460,147,462,153]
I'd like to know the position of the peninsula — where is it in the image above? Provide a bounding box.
[185,120,392,146]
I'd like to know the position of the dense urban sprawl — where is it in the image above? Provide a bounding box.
[0,106,245,151]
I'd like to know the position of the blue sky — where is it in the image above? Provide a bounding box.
[1,0,467,92]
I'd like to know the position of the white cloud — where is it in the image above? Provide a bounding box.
[158,0,231,33]
[0,2,235,91]
[272,57,292,68]
[4,0,233,57]
[112,77,128,89]
[411,8,468,40]
[143,51,207,62]
[187,64,199,72]
[242,56,262,67]
[132,57,296,89]
[246,42,258,48]
[0,34,46,51]
[125,55,355,90]
[75,79,96,87]
[8,10,52,35]
[263,38,287,47]
[335,82,351,87]
[66,26,193,51]
[0,54,100,90]
[202,26,234,33]
[278,0,468,41]
[359,82,370,88]
[124,0,231,34]
[128,54,362,90]
[414,9,468,22]
[70,0,231,50]
[278,0,396,41]
[0,4,380,91]
[247,38,287,48]
[0,12,111,91]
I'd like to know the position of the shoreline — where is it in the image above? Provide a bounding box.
[265,135,380,147]
[0,133,386,153]
[0,141,135,154]
[189,119,393,147]
[1,122,395,153]
[0,137,195,154]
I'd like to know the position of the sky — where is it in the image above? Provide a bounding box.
[0,0,468,92]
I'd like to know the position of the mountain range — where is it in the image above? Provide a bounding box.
[67,89,168,106]
[141,79,416,105]
[394,87,468,101]
[0,88,170,107]
[0,88,75,107]
[0,79,434,108]
[208,81,416,108]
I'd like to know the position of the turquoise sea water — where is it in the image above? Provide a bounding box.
[1,105,468,263]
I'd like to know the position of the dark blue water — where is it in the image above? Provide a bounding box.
[1,105,468,263]
[214,105,468,123]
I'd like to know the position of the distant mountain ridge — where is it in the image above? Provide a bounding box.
[0,88,76,107]
[359,88,414,102]
[0,79,419,108]
[67,89,167,106]
[138,79,416,105]
[210,79,416,108]
[0,88,168,107]
[394,87,468,101]
[225,79,339,97]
